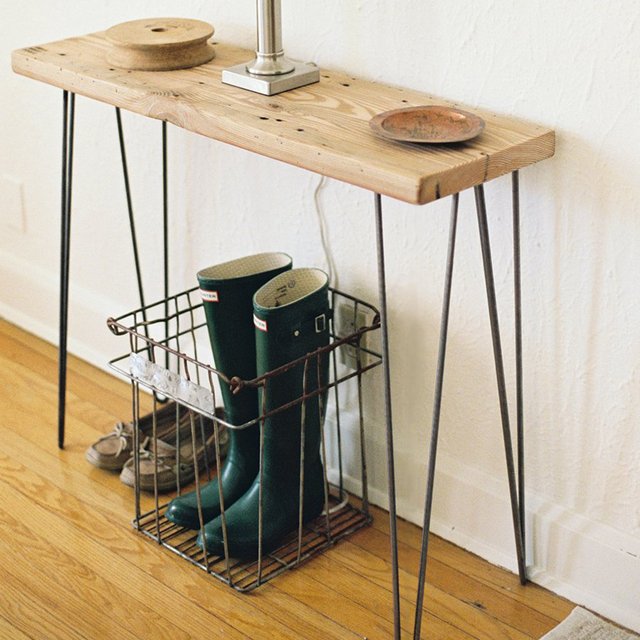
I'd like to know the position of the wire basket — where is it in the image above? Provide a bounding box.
[107,286,381,592]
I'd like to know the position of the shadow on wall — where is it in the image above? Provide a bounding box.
[537,129,640,535]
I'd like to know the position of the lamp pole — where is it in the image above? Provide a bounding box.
[247,0,294,75]
[222,0,320,95]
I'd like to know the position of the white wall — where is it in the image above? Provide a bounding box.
[2,0,639,631]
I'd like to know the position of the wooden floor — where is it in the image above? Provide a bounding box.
[0,319,575,639]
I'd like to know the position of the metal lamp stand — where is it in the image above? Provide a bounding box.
[222,0,319,95]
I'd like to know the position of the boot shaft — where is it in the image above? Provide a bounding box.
[197,252,292,427]
[253,268,330,481]
[198,252,292,475]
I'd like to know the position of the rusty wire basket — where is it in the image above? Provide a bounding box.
[107,285,381,592]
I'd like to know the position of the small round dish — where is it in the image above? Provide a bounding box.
[369,105,485,144]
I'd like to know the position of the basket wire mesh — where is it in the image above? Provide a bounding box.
[108,286,381,592]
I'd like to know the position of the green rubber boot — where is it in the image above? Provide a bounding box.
[197,268,330,558]
[165,253,292,529]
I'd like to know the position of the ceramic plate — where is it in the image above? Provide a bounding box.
[370,105,485,144]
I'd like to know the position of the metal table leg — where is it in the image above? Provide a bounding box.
[413,193,460,639]
[116,108,168,341]
[116,107,147,313]
[475,182,527,584]
[57,102,168,447]
[374,193,401,640]
[58,90,75,449]
[162,121,170,370]
[411,177,527,637]
[512,171,526,557]
[162,122,169,301]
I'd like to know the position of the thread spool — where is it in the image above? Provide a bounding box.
[105,18,215,71]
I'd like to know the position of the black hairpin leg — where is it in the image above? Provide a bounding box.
[116,113,169,385]
[413,192,459,639]
[116,108,147,312]
[475,182,527,584]
[373,193,401,640]
[513,171,526,557]
[162,121,169,300]
[58,90,75,450]
[162,122,170,369]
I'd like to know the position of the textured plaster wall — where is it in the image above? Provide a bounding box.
[2,0,639,630]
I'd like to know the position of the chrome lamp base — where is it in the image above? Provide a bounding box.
[222,61,319,96]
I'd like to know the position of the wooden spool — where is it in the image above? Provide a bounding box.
[105,18,215,71]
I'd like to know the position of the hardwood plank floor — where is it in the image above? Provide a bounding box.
[0,319,575,639]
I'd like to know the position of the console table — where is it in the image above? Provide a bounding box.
[13,33,554,640]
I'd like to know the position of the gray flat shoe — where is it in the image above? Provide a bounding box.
[85,401,180,471]
[119,408,228,493]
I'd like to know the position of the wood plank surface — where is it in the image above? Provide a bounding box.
[12,35,554,204]
[0,318,574,639]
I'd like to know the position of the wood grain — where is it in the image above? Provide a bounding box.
[12,34,554,204]
[369,503,574,623]
[0,318,574,639]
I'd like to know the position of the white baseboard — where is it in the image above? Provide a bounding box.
[525,501,640,634]
[325,413,640,634]
[0,246,129,376]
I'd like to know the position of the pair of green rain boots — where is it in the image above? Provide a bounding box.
[165,253,330,559]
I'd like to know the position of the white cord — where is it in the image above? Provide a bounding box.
[313,175,338,288]
[321,493,350,516]
[314,175,349,517]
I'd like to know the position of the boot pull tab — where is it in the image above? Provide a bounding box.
[289,309,332,340]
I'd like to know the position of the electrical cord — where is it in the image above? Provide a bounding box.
[313,174,351,516]
[313,175,338,289]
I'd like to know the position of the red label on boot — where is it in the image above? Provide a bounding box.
[253,314,268,332]
[200,289,219,302]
